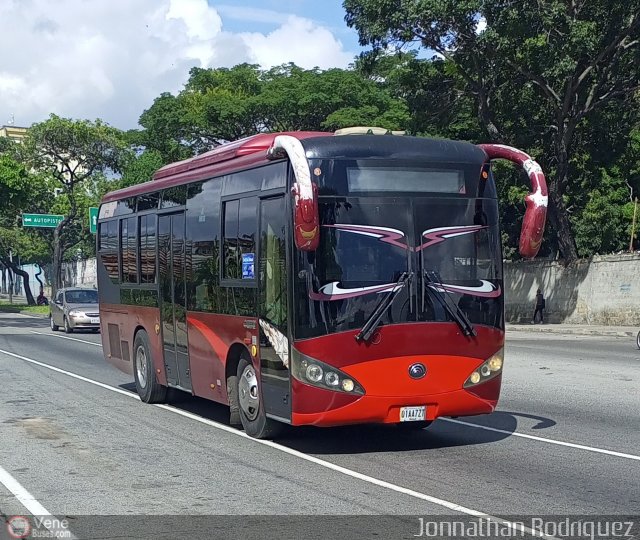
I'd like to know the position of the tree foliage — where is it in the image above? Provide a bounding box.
[20,115,130,291]
[344,0,640,262]
[134,63,409,163]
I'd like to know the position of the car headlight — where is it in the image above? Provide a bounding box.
[291,348,365,395]
[68,310,83,318]
[464,348,503,388]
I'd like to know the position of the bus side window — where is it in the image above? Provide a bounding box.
[139,214,157,284]
[223,197,257,281]
[120,218,138,284]
[99,219,119,283]
[259,197,287,329]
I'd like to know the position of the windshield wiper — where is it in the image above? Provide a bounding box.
[355,272,412,343]
[424,270,476,337]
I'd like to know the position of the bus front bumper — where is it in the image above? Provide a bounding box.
[290,375,501,427]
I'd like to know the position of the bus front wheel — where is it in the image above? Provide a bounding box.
[133,330,167,404]
[236,355,281,439]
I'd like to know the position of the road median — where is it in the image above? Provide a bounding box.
[506,323,636,338]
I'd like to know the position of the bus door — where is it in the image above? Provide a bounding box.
[158,212,191,391]
[258,196,291,422]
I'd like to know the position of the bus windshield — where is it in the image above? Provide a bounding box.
[293,196,503,339]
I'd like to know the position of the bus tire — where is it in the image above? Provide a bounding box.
[226,374,242,426]
[236,355,281,439]
[133,330,167,404]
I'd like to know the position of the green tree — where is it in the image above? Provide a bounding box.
[344,0,640,262]
[135,63,409,159]
[21,115,130,292]
[0,155,53,303]
[118,150,165,189]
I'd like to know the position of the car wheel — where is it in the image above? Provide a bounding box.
[133,330,167,404]
[50,314,59,332]
[63,316,73,334]
[236,354,282,439]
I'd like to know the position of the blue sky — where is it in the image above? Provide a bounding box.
[215,1,363,54]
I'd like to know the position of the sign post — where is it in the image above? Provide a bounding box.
[22,214,64,228]
[89,207,99,234]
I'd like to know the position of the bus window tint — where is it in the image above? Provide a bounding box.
[222,169,262,196]
[161,186,187,208]
[259,197,287,329]
[261,162,287,190]
[137,192,159,211]
[119,217,137,284]
[223,197,257,281]
[186,180,222,312]
[99,220,119,283]
[139,214,157,284]
[238,198,257,279]
[223,200,240,279]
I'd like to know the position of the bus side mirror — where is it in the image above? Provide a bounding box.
[477,144,548,259]
[267,135,319,251]
[291,181,320,251]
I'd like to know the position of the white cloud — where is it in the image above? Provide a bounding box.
[0,0,355,130]
[240,15,353,70]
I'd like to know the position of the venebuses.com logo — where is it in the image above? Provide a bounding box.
[5,515,72,539]
[6,516,31,539]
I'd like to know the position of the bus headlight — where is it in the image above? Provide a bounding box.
[464,348,504,388]
[291,348,365,395]
[306,364,323,383]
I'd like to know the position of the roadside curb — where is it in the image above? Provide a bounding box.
[506,325,636,338]
[19,311,48,319]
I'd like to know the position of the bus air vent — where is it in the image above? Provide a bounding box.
[108,324,122,359]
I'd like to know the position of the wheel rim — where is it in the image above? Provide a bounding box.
[238,364,260,421]
[136,346,148,389]
[64,318,69,331]
[50,316,54,329]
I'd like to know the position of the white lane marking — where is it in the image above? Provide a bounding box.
[0,464,76,539]
[0,349,134,398]
[0,348,556,539]
[30,330,102,347]
[442,418,640,461]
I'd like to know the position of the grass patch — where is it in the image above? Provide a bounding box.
[0,300,50,315]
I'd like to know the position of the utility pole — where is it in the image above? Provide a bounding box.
[630,197,638,252]
[8,249,13,304]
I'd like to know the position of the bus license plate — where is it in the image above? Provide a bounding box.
[400,406,426,422]
[90,318,100,324]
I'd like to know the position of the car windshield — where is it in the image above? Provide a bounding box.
[65,290,98,304]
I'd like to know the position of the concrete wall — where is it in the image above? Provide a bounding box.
[17,259,97,298]
[505,253,640,325]
[13,253,640,325]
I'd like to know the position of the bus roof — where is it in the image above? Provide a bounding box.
[102,131,328,202]
[102,131,487,203]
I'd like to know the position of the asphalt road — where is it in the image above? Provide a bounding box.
[0,313,638,538]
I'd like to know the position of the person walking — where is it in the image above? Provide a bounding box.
[532,288,545,324]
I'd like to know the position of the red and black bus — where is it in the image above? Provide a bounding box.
[97,128,547,438]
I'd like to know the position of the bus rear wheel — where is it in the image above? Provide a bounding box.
[133,330,167,404]
[236,355,281,439]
